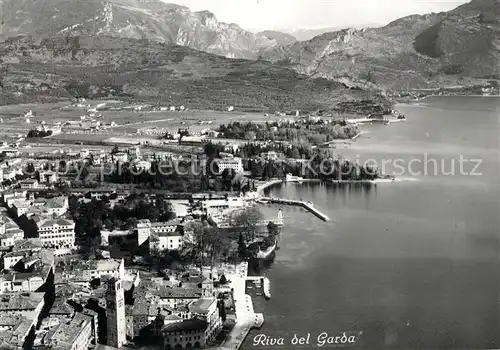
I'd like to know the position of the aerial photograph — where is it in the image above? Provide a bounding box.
[0,0,498,349]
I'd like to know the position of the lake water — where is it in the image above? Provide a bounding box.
[245,97,500,349]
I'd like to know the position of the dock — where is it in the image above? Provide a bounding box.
[260,197,330,221]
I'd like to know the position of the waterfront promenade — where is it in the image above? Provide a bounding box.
[216,262,263,350]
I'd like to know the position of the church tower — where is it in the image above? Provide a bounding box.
[106,278,126,348]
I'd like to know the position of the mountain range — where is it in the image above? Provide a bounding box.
[0,0,498,109]
[260,0,500,89]
[0,0,277,59]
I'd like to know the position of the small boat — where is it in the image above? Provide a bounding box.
[256,198,269,204]
[263,277,271,300]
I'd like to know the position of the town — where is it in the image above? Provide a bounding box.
[0,98,393,350]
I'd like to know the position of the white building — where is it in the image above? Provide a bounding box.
[72,258,125,282]
[137,219,183,250]
[0,273,44,293]
[20,179,39,189]
[39,171,58,183]
[155,231,184,251]
[0,229,24,248]
[37,218,75,249]
[2,190,27,203]
[188,297,222,343]
[215,157,243,173]
[11,200,32,217]
[128,146,141,160]
[199,196,246,220]
[42,197,69,217]
[132,160,151,171]
[113,152,128,163]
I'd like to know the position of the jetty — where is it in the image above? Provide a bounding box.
[260,197,330,221]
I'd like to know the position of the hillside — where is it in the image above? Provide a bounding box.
[259,0,500,89]
[257,30,296,46]
[0,0,277,59]
[0,35,389,114]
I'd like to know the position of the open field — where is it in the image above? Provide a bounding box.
[0,99,298,146]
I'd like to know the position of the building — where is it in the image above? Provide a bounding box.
[188,297,222,342]
[0,228,24,248]
[88,189,116,200]
[106,278,127,348]
[0,273,44,293]
[20,179,39,189]
[2,190,27,203]
[0,315,33,349]
[37,218,75,249]
[260,151,283,161]
[42,196,69,217]
[42,312,94,350]
[155,231,184,251]
[11,200,31,217]
[132,160,151,171]
[158,318,208,350]
[113,152,128,163]
[39,171,58,184]
[215,157,243,173]
[0,292,45,322]
[137,219,182,248]
[64,258,125,282]
[128,146,141,160]
[199,196,246,220]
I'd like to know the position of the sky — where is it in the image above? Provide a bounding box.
[162,0,469,31]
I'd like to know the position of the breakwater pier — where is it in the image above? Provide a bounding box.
[260,197,330,221]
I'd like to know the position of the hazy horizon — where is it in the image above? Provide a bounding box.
[161,0,470,32]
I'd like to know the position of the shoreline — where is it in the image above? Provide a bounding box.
[394,94,500,105]
[256,177,395,195]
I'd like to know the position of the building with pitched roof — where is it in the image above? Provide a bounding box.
[37,218,75,249]
[188,297,222,343]
[41,312,94,350]
[157,318,208,350]
[0,315,33,349]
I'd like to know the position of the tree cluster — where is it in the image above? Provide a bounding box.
[68,194,175,255]
[217,120,358,145]
[27,129,52,138]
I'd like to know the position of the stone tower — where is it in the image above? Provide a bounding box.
[106,278,126,348]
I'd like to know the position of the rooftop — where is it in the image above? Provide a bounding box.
[188,297,216,315]
[162,318,208,334]
[157,287,202,299]
[39,218,74,228]
[0,292,44,311]
[13,238,43,252]
[46,312,92,348]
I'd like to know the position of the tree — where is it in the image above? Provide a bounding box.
[232,207,263,243]
[204,143,217,158]
[250,160,264,179]
[111,144,119,154]
[267,221,279,243]
[25,162,35,176]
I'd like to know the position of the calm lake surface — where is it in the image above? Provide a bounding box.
[245,97,500,349]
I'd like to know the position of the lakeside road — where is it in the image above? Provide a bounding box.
[215,263,263,350]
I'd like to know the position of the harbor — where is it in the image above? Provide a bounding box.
[259,196,330,221]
